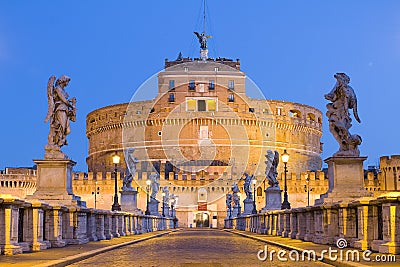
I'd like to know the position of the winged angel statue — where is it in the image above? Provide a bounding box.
[44,75,76,158]
[194,31,212,50]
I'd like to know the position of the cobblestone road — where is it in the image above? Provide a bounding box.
[68,229,332,267]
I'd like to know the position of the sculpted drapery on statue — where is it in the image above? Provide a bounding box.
[243,173,254,200]
[265,150,279,188]
[123,147,139,191]
[149,173,160,199]
[325,73,362,156]
[44,75,76,159]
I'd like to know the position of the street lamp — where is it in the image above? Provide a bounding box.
[111,154,121,211]
[91,181,100,209]
[162,192,166,217]
[304,174,313,207]
[281,149,291,210]
[145,179,151,215]
[252,177,257,214]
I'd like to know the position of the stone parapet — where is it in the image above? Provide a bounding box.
[224,192,400,255]
[0,196,172,256]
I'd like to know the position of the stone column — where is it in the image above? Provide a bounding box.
[118,214,126,236]
[86,210,98,241]
[47,206,66,247]
[95,212,106,240]
[111,214,120,238]
[103,212,113,240]
[289,210,298,239]
[379,201,400,254]
[0,203,23,255]
[277,212,284,236]
[281,212,290,238]
[295,208,306,240]
[31,201,50,251]
[304,208,315,242]
[338,204,358,247]
[354,204,374,250]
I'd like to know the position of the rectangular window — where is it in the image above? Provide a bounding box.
[228,94,234,102]
[199,84,205,92]
[207,99,216,111]
[209,80,215,90]
[189,80,195,90]
[199,126,209,140]
[168,93,175,102]
[187,99,196,111]
[169,80,175,90]
[228,80,234,90]
[249,108,255,113]
[198,100,206,111]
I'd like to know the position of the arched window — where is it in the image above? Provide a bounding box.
[307,113,316,121]
[289,109,302,118]
[257,186,263,196]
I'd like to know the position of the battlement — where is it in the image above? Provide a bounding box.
[164,57,241,70]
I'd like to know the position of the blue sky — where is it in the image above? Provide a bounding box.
[0,1,399,171]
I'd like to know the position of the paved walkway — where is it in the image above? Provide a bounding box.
[0,230,177,267]
[225,229,400,267]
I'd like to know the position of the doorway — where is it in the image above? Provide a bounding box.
[195,212,209,228]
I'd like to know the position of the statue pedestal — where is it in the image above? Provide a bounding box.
[120,190,142,214]
[27,159,85,207]
[148,198,160,216]
[232,205,241,218]
[316,156,372,205]
[241,199,254,216]
[262,187,282,212]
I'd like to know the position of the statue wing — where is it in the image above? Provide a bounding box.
[194,31,201,40]
[352,97,361,123]
[274,151,280,168]
[44,75,56,123]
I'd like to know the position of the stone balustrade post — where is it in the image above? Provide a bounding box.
[0,200,23,255]
[379,200,400,254]
[46,206,66,247]
[281,211,290,237]
[277,212,284,236]
[337,204,358,247]
[295,208,306,240]
[95,211,106,240]
[354,203,374,250]
[304,207,315,242]
[104,212,113,239]
[30,201,51,251]
[289,210,298,239]
[111,214,120,238]
[86,209,98,241]
[117,213,126,236]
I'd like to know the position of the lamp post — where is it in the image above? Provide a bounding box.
[145,179,151,215]
[281,149,291,210]
[111,154,121,211]
[162,192,166,217]
[252,177,257,214]
[304,174,313,207]
[91,181,100,209]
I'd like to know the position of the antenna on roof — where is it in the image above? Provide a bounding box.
[194,0,212,61]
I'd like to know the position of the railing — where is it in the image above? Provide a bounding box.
[0,196,175,256]
[225,193,400,255]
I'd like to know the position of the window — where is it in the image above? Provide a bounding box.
[187,99,196,111]
[189,80,195,90]
[289,109,301,118]
[169,80,175,90]
[228,94,234,102]
[228,80,234,90]
[207,99,216,111]
[214,67,219,72]
[307,113,315,121]
[198,100,206,111]
[209,80,215,90]
[249,108,255,113]
[277,107,282,116]
[168,93,175,102]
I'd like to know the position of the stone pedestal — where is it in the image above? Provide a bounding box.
[120,190,142,214]
[148,198,160,216]
[316,156,372,205]
[262,187,282,212]
[232,204,241,218]
[241,199,254,216]
[28,159,85,207]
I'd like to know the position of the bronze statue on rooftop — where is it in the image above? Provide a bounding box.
[194,31,211,50]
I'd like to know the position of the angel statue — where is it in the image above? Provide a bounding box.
[325,73,362,156]
[149,173,160,199]
[162,186,170,204]
[122,147,139,191]
[265,150,280,188]
[232,182,240,207]
[243,173,254,200]
[194,31,212,50]
[44,75,76,158]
